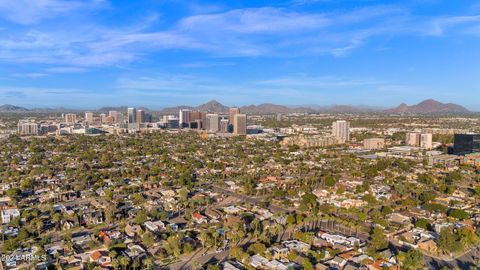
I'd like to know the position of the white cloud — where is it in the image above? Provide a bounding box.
[178,8,330,34]
[45,67,88,73]
[0,4,479,67]
[427,15,480,36]
[0,0,106,25]
[11,73,48,78]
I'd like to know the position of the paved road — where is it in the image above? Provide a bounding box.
[424,246,480,269]
[161,248,229,270]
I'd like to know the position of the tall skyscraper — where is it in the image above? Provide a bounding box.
[17,121,39,136]
[128,108,137,124]
[406,133,421,146]
[453,134,480,155]
[220,119,229,133]
[100,113,107,124]
[205,114,220,132]
[229,108,240,123]
[228,107,240,133]
[332,120,350,142]
[179,109,192,128]
[420,133,433,149]
[406,132,432,149]
[109,110,118,123]
[190,111,206,129]
[85,112,94,124]
[233,114,247,135]
[64,113,77,124]
[136,110,146,123]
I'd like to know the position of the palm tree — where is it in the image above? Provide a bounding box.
[119,256,130,270]
[111,258,120,270]
[143,257,154,270]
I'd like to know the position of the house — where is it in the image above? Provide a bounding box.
[1,207,20,224]
[250,254,269,268]
[192,212,208,224]
[125,224,142,237]
[125,244,147,259]
[223,261,245,270]
[282,240,311,253]
[328,256,347,269]
[71,232,92,246]
[83,210,104,225]
[205,208,222,220]
[268,246,289,260]
[224,205,242,214]
[418,239,437,253]
[144,220,166,232]
[315,263,329,270]
[388,213,411,225]
[90,249,112,267]
[266,260,288,270]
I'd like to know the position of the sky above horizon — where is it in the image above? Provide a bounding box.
[0,0,479,109]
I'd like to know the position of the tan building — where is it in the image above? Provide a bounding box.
[332,120,350,142]
[281,135,340,149]
[220,119,229,133]
[229,107,240,131]
[420,133,433,149]
[136,110,145,123]
[205,114,220,132]
[406,132,433,149]
[406,132,420,146]
[363,138,385,150]
[17,121,39,136]
[64,113,77,124]
[108,110,118,123]
[85,112,94,124]
[233,114,247,135]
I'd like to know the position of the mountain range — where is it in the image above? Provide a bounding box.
[385,99,470,114]
[0,99,473,114]
[157,99,472,114]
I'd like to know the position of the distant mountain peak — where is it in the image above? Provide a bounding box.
[196,100,229,113]
[0,104,29,112]
[387,99,469,114]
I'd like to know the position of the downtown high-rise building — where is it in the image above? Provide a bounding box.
[136,109,146,123]
[64,113,77,124]
[453,134,480,155]
[233,114,247,135]
[420,133,433,149]
[229,107,240,132]
[127,108,137,124]
[332,120,350,142]
[406,132,432,149]
[179,109,192,128]
[406,132,420,146]
[229,108,240,123]
[109,110,118,123]
[220,119,229,133]
[85,112,94,124]
[205,114,220,132]
[17,121,39,136]
[99,113,107,123]
[190,111,207,129]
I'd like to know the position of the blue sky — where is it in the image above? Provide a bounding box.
[0,0,479,109]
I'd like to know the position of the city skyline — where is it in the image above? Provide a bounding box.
[0,1,480,109]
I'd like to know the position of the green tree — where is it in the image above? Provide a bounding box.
[303,259,315,270]
[367,226,388,255]
[400,249,426,270]
[142,232,155,248]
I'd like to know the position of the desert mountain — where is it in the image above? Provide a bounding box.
[386,99,469,114]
